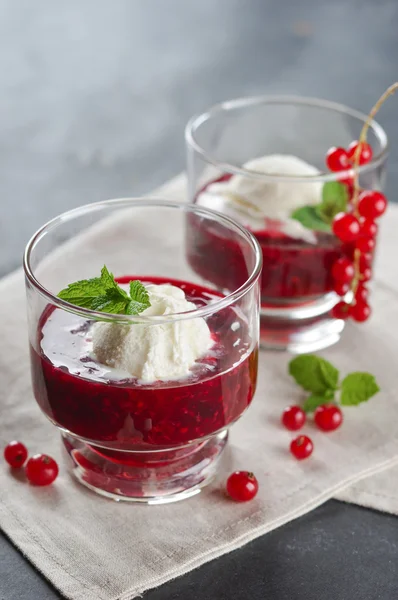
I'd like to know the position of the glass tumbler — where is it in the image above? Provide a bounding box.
[186,95,388,352]
[24,200,261,503]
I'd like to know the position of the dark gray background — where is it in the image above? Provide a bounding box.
[1,0,398,598]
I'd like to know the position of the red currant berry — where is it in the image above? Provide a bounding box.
[332,257,355,283]
[332,213,361,242]
[350,301,371,322]
[290,435,313,460]
[332,301,350,320]
[360,267,372,282]
[326,147,350,171]
[25,454,59,486]
[4,441,28,468]
[333,281,350,296]
[314,404,343,432]
[281,406,306,431]
[356,237,375,253]
[347,141,373,165]
[355,284,369,303]
[226,471,259,502]
[360,218,378,239]
[358,190,387,220]
[359,253,372,271]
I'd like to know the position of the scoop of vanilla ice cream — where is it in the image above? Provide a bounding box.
[209,155,322,218]
[196,154,322,244]
[92,283,213,382]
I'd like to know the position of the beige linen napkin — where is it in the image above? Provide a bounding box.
[0,175,397,600]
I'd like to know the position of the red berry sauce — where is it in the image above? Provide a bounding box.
[30,277,258,454]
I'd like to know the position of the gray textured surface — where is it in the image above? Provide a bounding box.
[1,500,398,600]
[1,0,397,278]
[1,0,398,598]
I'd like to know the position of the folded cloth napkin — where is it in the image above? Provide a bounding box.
[0,175,397,600]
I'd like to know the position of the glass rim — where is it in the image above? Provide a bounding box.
[185,94,388,183]
[23,198,263,324]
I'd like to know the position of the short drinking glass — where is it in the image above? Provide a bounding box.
[186,95,388,352]
[24,199,261,503]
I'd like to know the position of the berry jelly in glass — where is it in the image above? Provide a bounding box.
[186,95,388,352]
[24,200,261,503]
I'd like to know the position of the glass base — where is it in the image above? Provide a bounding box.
[260,312,345,353]
[62,430,228,504]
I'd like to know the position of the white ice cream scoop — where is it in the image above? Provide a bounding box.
[92,283,213,382]
[197,154,322,244]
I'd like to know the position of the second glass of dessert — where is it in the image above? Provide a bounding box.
[24,200,261,503]
[186,96,388,352]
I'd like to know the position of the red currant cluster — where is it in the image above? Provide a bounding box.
[224,84,397,501]
[325,141,388,323]
[282,403,343,460]
[4,441,58,486]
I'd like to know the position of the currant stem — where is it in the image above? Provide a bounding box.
[352,82,398,210]
[352,248,361,296]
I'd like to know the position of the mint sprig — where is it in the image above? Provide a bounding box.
[58,265,151,316]
[289,354,380,412]
[291,181,348,232]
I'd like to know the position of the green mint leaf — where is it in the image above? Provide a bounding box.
[127,280,151,315]
[317,182,348,224]
[289,355,340,395]
[290,206,331,232]
[58,266,151,316]
[58,277,107,308]
[340,372,380,406]
[100,265,129,299]
[303,393,334,413]
[319,360,339,391]
[90,288,129,314]
[92,296,130,315]
[100,264,116,288]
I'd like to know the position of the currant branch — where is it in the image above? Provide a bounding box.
[351,82,398,211]
[328,84,395,323]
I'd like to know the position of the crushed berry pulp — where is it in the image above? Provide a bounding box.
[30,276,257,451]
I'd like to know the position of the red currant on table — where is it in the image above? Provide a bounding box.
[333,281,350,296]
[332,213,361,242]
[347,140,373,165]
[281,406,306,431]
[25,454,59,486]
[325,147,350,171]
[226,471,258,502]
[350,301,371,322]
[360,218,378,239]
[4,441,28,468]
[314,404,343,432]
[332,301,350,320]
[358,190,387,220]
[332,257,355,283]
[290,435,313,460]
